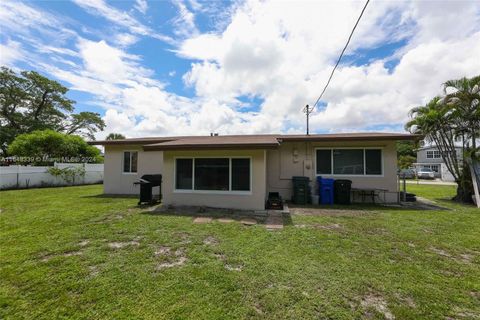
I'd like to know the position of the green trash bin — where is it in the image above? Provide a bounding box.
[333,179,352,204]
[292,176,311,205]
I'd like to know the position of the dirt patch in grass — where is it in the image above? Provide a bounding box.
[173,232,191,244]
[78,240,89,247]
[447,308,480,319]
[40,250,83,262]
[63,250,83,257]
[315,223,343,231]
[88,265,100,278]
[154,246,171,256]
[292,207,372,217]
[212,251,243,271]
[470,291,480,299]
[360,294,395,320]
[214,252,226,261]
[294,223,344,232]
[108,240,140,249]
[155,247,188,270]
[394,293,416,308]
[203,236,219,246]
[225,264,243,271]
[430,247,476,264]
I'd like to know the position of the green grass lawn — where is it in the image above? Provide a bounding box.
[0,184,479,319]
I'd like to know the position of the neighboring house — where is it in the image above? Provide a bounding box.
[414,145,463,182]
[91,132,418,210]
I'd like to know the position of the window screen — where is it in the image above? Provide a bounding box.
[333,149,364,175]
[232,158,250,191]
[365,149,382,175]
[316,149,332,174]
[176,158,193,189]
[194,158,229,191]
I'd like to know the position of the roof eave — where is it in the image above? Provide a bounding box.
[281,134,422,142]
[143,143,280,151]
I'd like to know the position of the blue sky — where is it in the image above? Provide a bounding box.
[1,0,479,138]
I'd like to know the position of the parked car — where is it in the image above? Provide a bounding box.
[398,168,416,179]
[417,168,435,179]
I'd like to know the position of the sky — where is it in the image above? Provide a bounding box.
[1,0,479,139]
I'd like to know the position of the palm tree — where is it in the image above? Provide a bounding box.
[443,76,480,149]
[405,97,461,182]
[105,133,126,140]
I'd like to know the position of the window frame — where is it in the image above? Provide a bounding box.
[314,147,384,177]
[426,150,441,159]
[173,156,252,195]
[122,150,138,174]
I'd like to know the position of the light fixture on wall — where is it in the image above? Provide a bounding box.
[293,149,299,163]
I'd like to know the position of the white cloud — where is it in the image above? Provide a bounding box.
[114,33,139,47]
[134,0,148,15]
[172,0,198,38]
[178,0,480,134]
[0,40,23,66]
[72,0,173,44]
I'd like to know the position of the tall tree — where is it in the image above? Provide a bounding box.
[405,75,480,203]
[105,133,126,140]
[0,67,105,155]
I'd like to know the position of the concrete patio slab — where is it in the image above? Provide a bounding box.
[193,217,213,224]
[265,211,284,230]
[240,218,257,225]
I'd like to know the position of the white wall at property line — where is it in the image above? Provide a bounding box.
[0,163,104,190]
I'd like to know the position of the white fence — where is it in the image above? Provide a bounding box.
[0,163,104,190]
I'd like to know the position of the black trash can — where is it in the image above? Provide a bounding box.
[334,179,352,204]
[292,176,311,205]
[134,174,162,205]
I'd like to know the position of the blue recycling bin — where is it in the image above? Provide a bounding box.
[317,176,334,205]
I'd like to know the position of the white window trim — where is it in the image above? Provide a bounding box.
[426,150,441,159]
[173,156,253,195]
[122,150,138,174]
[314,147,384,177]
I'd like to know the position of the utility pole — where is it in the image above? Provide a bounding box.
[303,104,313,135]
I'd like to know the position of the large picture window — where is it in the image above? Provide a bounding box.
[123,151,138,173]
[194,158,229,191]
[316,148,382,176]
[175,157,251,192]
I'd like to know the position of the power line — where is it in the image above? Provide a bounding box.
[310,0,370,111]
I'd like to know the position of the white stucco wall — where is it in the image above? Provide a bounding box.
[266,140,399,203]
[162,149,267,210]
[103,145,163,194]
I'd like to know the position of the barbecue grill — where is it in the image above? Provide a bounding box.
[134,174,162,205]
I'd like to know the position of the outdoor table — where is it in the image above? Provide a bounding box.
[351,188,388,204]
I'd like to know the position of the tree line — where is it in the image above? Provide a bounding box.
[0,67,125,164]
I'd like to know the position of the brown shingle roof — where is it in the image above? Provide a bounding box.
[90,132,420,150]
[143,135,280,151]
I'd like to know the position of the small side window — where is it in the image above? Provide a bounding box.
[123,151,138,173]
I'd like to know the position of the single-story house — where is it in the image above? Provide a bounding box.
[90,133,418,210]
